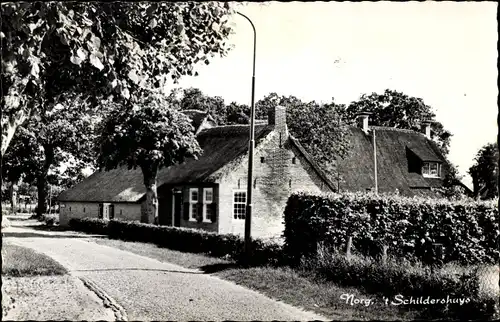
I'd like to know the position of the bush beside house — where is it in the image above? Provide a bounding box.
[69,218,284,267]
[69,189,499,320]
[283,192,499,266]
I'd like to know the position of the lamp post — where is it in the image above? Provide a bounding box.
[237,11,256,264]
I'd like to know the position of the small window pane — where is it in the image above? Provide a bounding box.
[190,189,198,202]
[430,163,438,175]
[233,191,247,220]
[204,188,213,203]
[191,204,198,219]
[422,163,430,175]
[234,192,246,203]
[206,206,214,221]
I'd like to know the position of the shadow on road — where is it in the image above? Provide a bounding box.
[5,216,34,221]
[73,268,204,275]
[30,225,75,232]
[199,263,243,274]
[2,231,105,239]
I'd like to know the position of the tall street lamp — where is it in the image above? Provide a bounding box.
[237,11,256,264]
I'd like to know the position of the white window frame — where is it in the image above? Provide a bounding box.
[189,188,199,222]
[233,190,247,220]
[422,162,441,178]
[202,188,214,223]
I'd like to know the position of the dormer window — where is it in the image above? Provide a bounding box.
[422,162,440,178]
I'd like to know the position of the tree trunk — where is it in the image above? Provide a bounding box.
[36,145,54,217]
[10,180,19,214]
[141,165,159,225]
[36,179,48,217]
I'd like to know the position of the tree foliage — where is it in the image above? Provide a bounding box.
[97,92,202,223]
[2,97,102,215]
[345,89,452,155]
[165,89,351,178]
[255,93,351,176]
[1,1,234,155]
[469,142,499,200]
[168,87,251,125]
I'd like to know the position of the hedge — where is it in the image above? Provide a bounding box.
[69,218,286,267]
[283,192,499,266]
[302,248,499,321]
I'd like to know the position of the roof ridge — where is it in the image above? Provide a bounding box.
[368,125,424,135]
[199,123,272,131]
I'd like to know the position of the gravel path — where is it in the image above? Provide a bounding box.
[3,222,328,321]
[2,275,115,321]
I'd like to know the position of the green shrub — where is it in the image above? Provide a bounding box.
[302,247,499,320]
[41,214,59,226]
[70,218,285,267]
[69,218,109,235]
[283,192,499,266]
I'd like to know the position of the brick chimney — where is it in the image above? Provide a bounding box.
[421,121,432,139]
[268,105,288,142]
[356,112,371,134]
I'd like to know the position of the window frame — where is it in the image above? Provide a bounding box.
[422,162,441,178]
[189,188,199,222]
[202,188,214,223]
[233,190,247,220]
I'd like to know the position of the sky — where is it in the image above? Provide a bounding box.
[170,1,498,189]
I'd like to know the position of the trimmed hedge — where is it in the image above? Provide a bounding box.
[284,192,499,266]
[69,218,109,235]
[69,218,286,267]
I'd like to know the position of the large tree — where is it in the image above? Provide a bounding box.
[97,93,202,224]
[167,87,252,125]
[1,2,234,154]
[345,89,452,155]
[1,1,234,215]
[469,142,499,200]
[3,99,100,216]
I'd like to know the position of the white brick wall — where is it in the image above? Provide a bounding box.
[217,130,329,239]
[59,201,141,226]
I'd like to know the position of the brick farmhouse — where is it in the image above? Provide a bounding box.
[58,106,469,238]
[58,106,335,238]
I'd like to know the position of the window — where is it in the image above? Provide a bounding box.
[422,162,440,178]
[203,188,214,222]
[83,207,86,213]
[292,157,296,164]
[189,188,199,221]
[109,204,115,220]
[260,157,265,163]
[233,191,247,220]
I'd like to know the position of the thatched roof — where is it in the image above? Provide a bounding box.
[58,124,274,203]
[336,126,450,197]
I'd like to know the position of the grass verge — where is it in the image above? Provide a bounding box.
[90,237,417,321]
[2,243,68,277]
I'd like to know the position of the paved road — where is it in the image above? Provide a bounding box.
[3,219,327,321]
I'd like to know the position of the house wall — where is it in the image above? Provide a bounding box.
[180,185,218,232]
[114,203,141,222]
[217,110,332,239]
[157,184,219,232]
[59,201,141,226]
